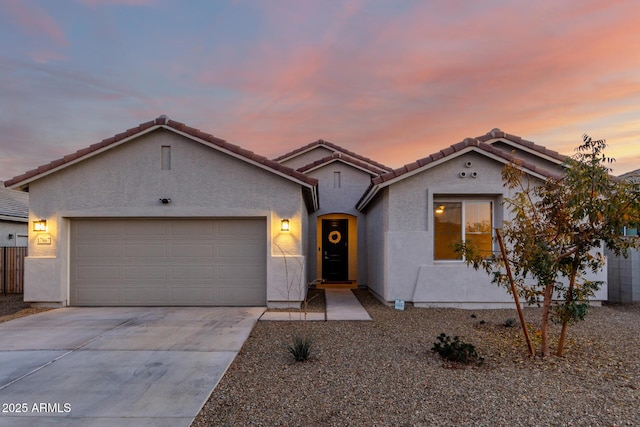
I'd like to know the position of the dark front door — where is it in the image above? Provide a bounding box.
[322,219,348,282]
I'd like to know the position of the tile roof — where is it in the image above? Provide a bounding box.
[273,139,393,173]
[0,185,28,221]
[296,152,389,176]
[4,116,319,190]
[372,131,563,186]
[357,130,564,211]
[477,128,568,163]
[619,168,640,181]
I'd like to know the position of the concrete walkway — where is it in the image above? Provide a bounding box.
[0,307,263,426]
[260,288,372,321]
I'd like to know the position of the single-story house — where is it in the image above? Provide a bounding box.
[606,169,640,303]
[4,116,608,307]
[0,183,28,247]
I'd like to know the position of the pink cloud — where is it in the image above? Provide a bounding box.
[2,0,68,46]
[76,0,155,7]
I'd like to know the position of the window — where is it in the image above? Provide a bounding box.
[434,200,493,260]
[161,146,171,170]
[334,171,341,188]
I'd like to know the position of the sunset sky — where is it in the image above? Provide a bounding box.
[1,0,639,182]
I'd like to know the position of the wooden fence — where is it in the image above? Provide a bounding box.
[0,247,27,294]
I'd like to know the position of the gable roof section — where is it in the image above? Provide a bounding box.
[0,185,28,222]
[297,152,390,176]
[5,116,319,212]
[274,139,393,173]
[479,128,568,165]
[356,131,564,211]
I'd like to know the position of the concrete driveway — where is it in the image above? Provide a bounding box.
[0,306,264,426]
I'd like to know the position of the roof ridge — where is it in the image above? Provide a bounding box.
[296,152,388,176]
[371,134,561,186]
[5,116,318,189]
[273,139,393,172]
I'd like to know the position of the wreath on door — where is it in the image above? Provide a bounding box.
[328,230,342,244]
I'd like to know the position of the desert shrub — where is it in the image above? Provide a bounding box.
[432,333,483,365]
[287,335,313,362]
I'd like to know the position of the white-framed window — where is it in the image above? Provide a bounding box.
[433,200,493,260]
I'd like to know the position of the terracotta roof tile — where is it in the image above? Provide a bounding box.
[273,139,393,172]
[476,128,568,163]
[370,133,563,186]
[4,116,318,189]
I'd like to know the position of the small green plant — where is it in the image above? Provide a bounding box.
[432,333,483,365]
[503,317,516,328]
[287,335,313,362]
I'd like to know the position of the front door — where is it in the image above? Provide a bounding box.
[322,219,348,282]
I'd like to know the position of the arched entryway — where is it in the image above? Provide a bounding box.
[317,214,358,284]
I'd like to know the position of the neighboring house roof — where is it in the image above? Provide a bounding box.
[619,168,640,182]
[356,129,564,211]
[297,152,389,176]
[4,116,319,212]
[0,183,29,222]
[274,139,393,173]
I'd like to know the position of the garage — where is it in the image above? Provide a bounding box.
[69,218,266,306]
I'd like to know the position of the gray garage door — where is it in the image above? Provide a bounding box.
[70,218,266,306]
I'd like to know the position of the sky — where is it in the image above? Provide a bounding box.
[1,0,639,182]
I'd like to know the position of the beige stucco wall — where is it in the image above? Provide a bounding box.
[25,129,310,307]
[366,151,608,307]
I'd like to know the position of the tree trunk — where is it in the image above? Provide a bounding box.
[540,283,554,357]
[557,269,577,357]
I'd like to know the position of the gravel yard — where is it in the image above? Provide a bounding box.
[0,294,52,323]
[193,289,640,427]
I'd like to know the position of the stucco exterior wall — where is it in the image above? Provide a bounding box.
[367,151,607,307]
[0,221,28,247]
[25,129,310,306]
[363,188,388,298]
[305,162,372,284]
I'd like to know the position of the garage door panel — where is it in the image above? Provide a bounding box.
[70,218,266,306]
[123,244,168,258]
[76,288,121,304]
[218,242,264,258]
[124,221,169,236]
[171,221,215,236]
[123,287,170,304]
[170,244,214,258]
[74,221,124,237]
[76,244,124,258]
[123,266,169,280]
[218,220,264,237]
[219,264,264,280]
[170,266,215,280]
[76,266,122,281]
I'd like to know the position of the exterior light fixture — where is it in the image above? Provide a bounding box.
[33,219,47,232]
[281,219,290,232]
[435,205,445,215]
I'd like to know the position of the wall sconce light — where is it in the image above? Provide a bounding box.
[33,219,47,232]
[281,219,290,232]
[435,205,445,215]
